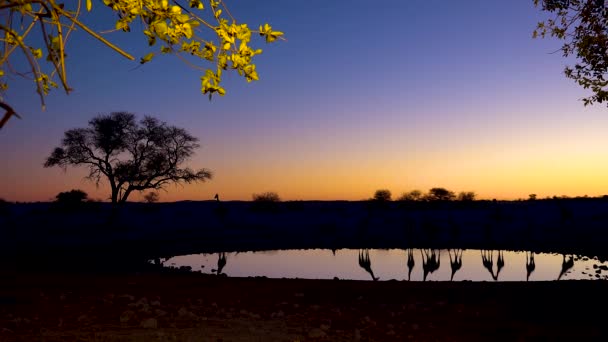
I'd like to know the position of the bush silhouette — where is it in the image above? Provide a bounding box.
[457,191,476,201]
[426,188,455,201]
[373,189,392,202]
[398,190,423,201]
[55,189,88,204]
[143,192,159,204]
[252,192,281,202]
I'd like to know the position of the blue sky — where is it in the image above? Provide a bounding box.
[2,0,608,202]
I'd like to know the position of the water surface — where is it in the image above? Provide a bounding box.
[160,249,608,281]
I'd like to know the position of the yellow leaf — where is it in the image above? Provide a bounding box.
[86,0,92,11]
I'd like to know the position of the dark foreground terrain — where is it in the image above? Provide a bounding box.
[2,200,608,340]
[1,272,607,341]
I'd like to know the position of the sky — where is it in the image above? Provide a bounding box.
[2,0,608,202]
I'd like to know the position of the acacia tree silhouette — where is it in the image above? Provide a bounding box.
[44,112,212,204]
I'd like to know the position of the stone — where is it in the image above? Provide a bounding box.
[140,318,158,329]
[308,328,326,338]
[120,310,136,323]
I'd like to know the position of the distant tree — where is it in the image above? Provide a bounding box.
[373,189,392,202]
[44,112,212,204]
[426,188,456,201]
[528,194,537,201]
[143,192,159,204]
[457,191,476,201]
[398,190,423,201]
[252,192,281,202]
[55,189,88,204]
[533,0,608,106]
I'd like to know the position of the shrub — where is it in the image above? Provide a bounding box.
[457,191,476,201]
[373,189,392,202]
[398,190,422,201]
[426,188,455,201]
[252,192,281,202]
[143,192,159,203]
[55,189,88,204]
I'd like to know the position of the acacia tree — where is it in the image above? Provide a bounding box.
[0,0,283,128]
[533,0,608,106]
[44,112,212,203]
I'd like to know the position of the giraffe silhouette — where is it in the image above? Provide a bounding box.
[448,249,463,281]
[406,248,415,281]
[421,249,441,281]
[481,250,495,280]
[480,250,505,281]
[557,254,575,280]
[358,249,379,281]
[211,252,227,275]
[214,193,220,202]
[495,250,505,281]
[525,251,536,281]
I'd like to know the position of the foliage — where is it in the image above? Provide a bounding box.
[426,187,456,201]
[44,112,212,204]
[143,191,159,203]
[55,189,88,204]
[0,0,282,128]
[252,191,280,202]
[372,189,392,202]
[529,193,537,201]
[457,191,476,201]
[533,0,608,106]
[398,190,423,201]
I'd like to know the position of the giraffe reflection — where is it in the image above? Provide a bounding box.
[558,254,575,280]
[448,249,463,281]
[406,248,415,281]
[358,249,379,281]
[480,250,505,281]
[421,249,441,281]
[211,252,227,275]
[525,251,535,281]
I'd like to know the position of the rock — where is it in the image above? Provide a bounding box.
[120,310,136,323]
[118,294,135,302]
[320,323,331,331]
[150,300,161,306]
[354,329,361,341]
[178,307,198,320]
[308,328,326,338]
[154,309,167,317]
[140,318,158,329]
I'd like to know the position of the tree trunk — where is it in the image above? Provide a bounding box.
[120,187,134,203]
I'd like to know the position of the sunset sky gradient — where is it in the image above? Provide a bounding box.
[2,0,608,202]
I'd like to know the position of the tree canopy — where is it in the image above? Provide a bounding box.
[533,0,608,106]
[0,0,283,128]
[44,112,212,203]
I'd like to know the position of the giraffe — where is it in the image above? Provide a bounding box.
[421,249,441,281]
[525,251,535,281]
[557,254,575,280]
[448,249,463,281]
[358,249,379,281]
[406,248,415,281]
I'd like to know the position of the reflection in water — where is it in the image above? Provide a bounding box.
[558,254,574,280]
[211,252,227,275]
[161,249,608,282]
[406,248,415,281]
[481,250,505,281]
[448,249,463,281]
[421,249,441,281]
[358,249,379,281]
[526,251,536,281]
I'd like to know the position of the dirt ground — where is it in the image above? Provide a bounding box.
[1,271,607,341]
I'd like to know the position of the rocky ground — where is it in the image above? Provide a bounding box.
[2,272,607,341]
